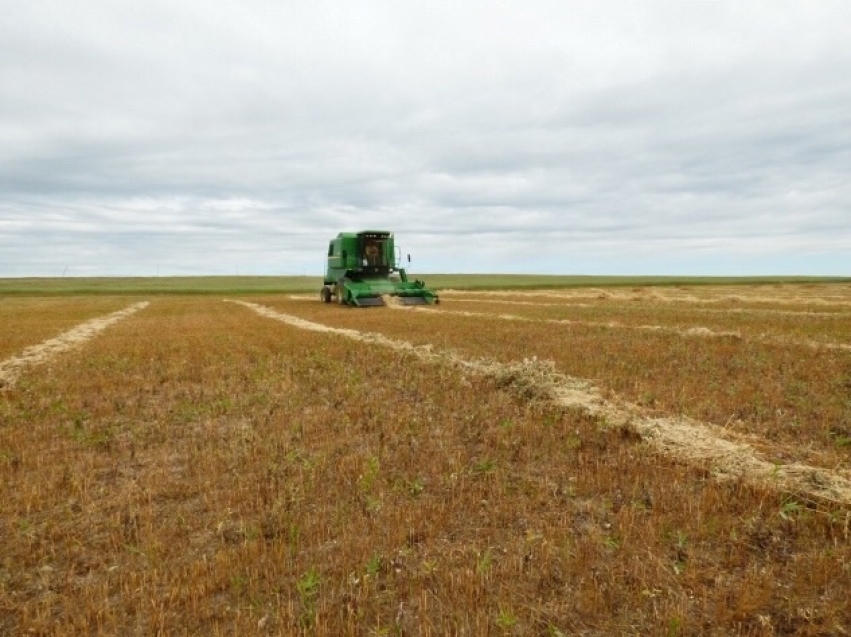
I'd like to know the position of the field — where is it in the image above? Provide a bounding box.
[2,280,851,635]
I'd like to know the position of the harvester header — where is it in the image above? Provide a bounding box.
[321,230,439,307]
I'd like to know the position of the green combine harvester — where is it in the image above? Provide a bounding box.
[321,231,439,306]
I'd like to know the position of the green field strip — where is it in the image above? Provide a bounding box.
[2,274,849,295]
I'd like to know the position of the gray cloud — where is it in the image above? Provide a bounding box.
[1,0,850,276]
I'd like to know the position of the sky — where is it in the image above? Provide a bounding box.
[1,1,850,277]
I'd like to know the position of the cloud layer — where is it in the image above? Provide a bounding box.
[2,1,850,276]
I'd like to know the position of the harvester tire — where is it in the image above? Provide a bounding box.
[336,280,348,306]
[321,287,332,303]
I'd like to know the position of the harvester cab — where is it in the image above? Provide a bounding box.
[321,231,439,307]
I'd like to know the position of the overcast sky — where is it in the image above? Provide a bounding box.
[1,1,849,277]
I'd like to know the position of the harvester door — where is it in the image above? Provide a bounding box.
[364,242,381,266]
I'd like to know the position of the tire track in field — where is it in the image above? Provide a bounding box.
[0,302,150,390]
[418,307,851,353]
[229,300,851,505]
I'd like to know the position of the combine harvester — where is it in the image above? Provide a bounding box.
[321,231,439,306]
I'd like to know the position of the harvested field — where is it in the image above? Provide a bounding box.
[0,301,148,389]
[419,305,851,353]
[2,284,850,635]
[0,297,135,359]
[270,287,851,470]
[233,300,851,504]
[439,283,851,309]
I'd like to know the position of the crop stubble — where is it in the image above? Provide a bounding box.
[1,288,850,635]
[234,301,851,504]
[0,301,149,389]
[273,286,851,471]
[0,297,137,360]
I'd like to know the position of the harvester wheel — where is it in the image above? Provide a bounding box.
[336,281,348,305]
[321,286,332,303]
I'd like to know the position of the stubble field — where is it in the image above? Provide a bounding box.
[1,282,850,635]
